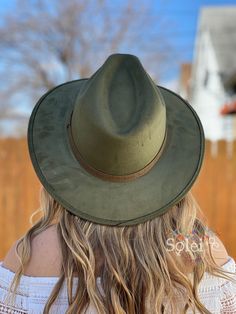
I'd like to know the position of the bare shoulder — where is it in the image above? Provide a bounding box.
[2,224,63,277]
[178,233,230,273]
[208,234,229,267]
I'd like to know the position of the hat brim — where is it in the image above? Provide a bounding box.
[28,79,204,226]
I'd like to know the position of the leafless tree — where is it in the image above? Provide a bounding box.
[0,0,174,135]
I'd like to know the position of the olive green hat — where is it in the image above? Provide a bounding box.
[28,53,205,226]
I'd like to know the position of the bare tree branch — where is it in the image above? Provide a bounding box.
[0,0,175,135]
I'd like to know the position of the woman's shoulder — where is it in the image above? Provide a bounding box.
[176,234,231,275]
[201,234,235,283]
[2,224,63,277]
[209,234,229,266]
[2,225,232,277]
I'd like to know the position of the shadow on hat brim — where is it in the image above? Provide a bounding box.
[28,79,205,226]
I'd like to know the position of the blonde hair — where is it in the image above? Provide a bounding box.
[5,187,234,313]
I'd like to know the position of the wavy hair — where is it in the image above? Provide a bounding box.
[5,187,235,313]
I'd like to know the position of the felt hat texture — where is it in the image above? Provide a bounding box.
[28,54,205,226]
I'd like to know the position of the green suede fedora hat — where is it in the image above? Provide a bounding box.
[28,53,205,226]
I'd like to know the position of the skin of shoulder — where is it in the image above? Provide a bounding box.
[209,234,229,266]
[2,226,230,277]
[2,224,63,277]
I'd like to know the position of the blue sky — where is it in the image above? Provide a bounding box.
[1,0,235,86]
[0,0,236,120]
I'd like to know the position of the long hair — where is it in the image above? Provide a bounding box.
[5,187,234,313]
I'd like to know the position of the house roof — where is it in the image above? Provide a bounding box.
[199,6,236,85]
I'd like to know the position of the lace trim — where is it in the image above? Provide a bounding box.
[0,301,28,313]
[221,296,236,313]
[219,279,236,313]
[0,282,28,297]
[0,258,235,313]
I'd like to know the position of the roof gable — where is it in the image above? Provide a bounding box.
[199,6,236,85]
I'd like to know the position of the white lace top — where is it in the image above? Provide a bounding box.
[0,257,235,313]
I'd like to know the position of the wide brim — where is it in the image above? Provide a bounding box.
[28,79,205,226]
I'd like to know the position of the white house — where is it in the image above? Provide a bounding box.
[190,6,236,148]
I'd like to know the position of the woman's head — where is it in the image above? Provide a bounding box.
[18,186,213,314]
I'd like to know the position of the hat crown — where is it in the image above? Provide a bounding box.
[70,54,166,177]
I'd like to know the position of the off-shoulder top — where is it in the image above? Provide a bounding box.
[0,257,235,313]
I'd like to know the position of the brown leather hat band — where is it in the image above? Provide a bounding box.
[67,120,167,183]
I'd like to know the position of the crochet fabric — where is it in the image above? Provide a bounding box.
[0,258,235,313]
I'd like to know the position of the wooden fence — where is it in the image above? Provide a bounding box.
[0,138,236,260]
[0,138,40,259]
[192,140,236,259]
